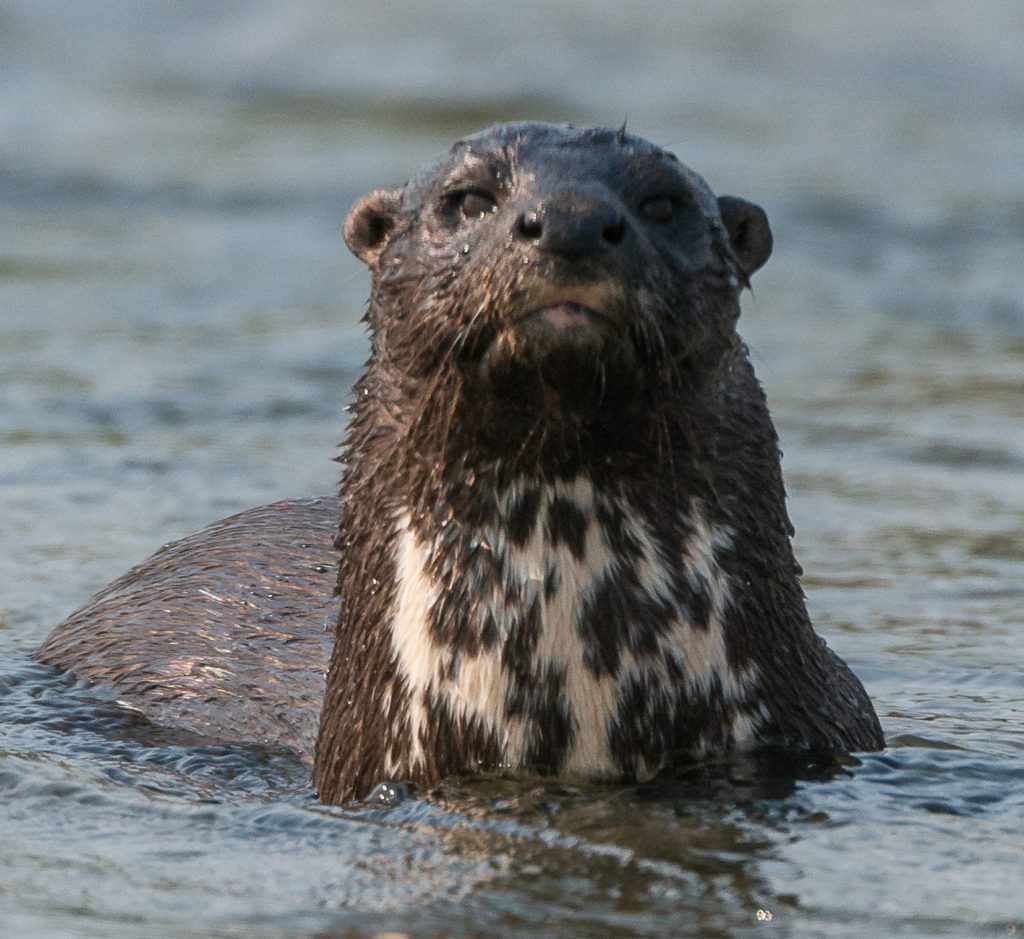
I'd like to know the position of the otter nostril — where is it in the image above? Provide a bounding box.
[603,216,626,245]
[516,211,543,240]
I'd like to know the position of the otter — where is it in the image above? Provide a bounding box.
[39,122,884,805]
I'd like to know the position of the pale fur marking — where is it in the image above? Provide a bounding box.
[730,709,759,748]
[386,485,762,780]
[387,514,441,774]
[678,508,757,702]
[390,513,528,774]
[525,479,619,777]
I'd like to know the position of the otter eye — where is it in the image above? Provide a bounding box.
[640,196,676,224]
[445,189,498,220]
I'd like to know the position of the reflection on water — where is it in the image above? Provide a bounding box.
[1,1,1023,936]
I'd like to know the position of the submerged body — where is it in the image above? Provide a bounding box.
[41,123,884,804]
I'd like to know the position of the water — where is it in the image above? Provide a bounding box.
[2,2,1023,936]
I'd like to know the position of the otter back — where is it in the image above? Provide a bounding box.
[39,498,339,757]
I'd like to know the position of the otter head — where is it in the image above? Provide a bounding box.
[343,123,771,462]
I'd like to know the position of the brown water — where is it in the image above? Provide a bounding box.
[1,2,1023,936]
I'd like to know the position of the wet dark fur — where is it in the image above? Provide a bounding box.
[315,123,882,802]
[38,499,339,754]
[40,123,884,806]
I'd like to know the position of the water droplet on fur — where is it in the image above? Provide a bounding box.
[364,780,413,805]
[461,243,471,254]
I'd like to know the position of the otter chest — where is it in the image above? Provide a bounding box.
[384,476,765,781]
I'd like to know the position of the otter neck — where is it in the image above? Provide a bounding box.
[366,346,715,489]
[314,358,776,803]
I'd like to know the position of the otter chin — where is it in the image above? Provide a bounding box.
[39,121,884,806]
[478,282,636,419]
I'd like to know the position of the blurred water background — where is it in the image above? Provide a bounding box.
[1,1,1023,936]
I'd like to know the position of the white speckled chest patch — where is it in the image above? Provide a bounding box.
[386,476,765,780]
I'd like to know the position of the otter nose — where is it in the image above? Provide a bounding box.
[513,192,626,262]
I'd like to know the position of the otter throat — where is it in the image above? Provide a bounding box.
[383,475,766,782]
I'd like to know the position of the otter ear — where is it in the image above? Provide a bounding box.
[344,188,403,266]
[717,195,773,279]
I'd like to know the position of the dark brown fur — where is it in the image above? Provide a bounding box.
[313,123,882,802]
[40,123,884,806]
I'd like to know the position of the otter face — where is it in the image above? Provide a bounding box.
[344,123,771,423]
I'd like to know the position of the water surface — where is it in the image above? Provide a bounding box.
[2,2,1022,936]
